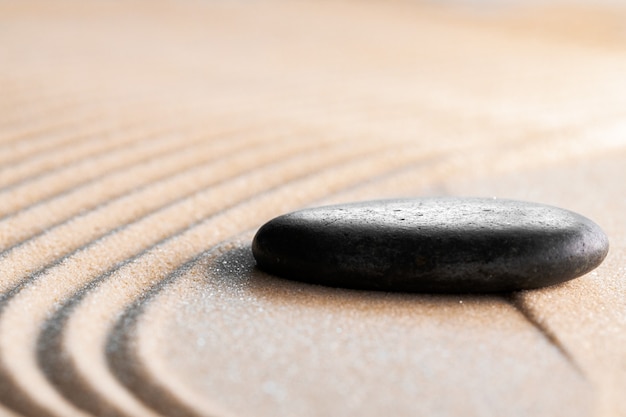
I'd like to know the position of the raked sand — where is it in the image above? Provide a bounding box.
[0,1,625,416]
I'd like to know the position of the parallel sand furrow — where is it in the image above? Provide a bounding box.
[0,126,206,217]
[37,155,420,416]
[35,141,479,417]
[33,122,616,415]
[43,149,501,417]
[71,128,622,417]
[0,96,92,140]
[0,131,347,294]
[0,124,166,189]
[0,94,135,145]
[0,138,396,417]
[0,118,117,166]
[0,108,153,167]
[1,2,625,417]
[0,128,169,190]
[0,124,306,251]
[98,142,596,417]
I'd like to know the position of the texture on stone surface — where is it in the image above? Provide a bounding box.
[252,198,609,292]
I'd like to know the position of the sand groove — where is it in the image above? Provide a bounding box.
[0,135,402,416]
[32,129,608,417]
[0,103,100,145]
[1,1,626,416]
[106,241,254,417]
[0,126,199,216]
[0,116,136,168]
[0,119,168,188]
[0,132,382,294]
[0,124,313,251]
[2,114,620,415]
[105,241,590,417]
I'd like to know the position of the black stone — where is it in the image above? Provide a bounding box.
[252,198,609,293]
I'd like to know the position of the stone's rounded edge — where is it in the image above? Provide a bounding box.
[251,198,610,294]
[569,214,610,281]
[251,221,276,275]
[252,213,333,286]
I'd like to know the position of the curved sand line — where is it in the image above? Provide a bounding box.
[0,125,197,216]
[111,242,589,417]
[1,1,626,416]
[33,142,447,416]
[0,128,343,293]
[0,137,398,416]
[0,123,307,251]
[102,132,619,416]
[39,129,602,417]
[0,115,143,169]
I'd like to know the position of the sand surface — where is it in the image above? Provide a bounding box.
[0,1,625,416]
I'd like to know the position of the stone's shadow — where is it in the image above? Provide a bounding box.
[192,242,591,417]
[212,241,583,374]
[213,241,506,308]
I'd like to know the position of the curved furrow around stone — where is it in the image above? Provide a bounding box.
[96,127,622,417]
[0,123,302,252]
[41,143,446,417]
[97,159,463,417]
[107,242,246,417]
[122,237,591,417]
[0,131,343,295]
[0,137,395,417]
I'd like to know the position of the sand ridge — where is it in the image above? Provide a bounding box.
[0,1,625,416]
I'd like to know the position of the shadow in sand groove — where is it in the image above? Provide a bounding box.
[103,239,589,417]
[105,243,243,417]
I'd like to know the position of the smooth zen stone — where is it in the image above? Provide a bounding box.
[252,198,609,293]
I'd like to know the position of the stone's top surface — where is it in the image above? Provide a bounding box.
[252,198,609,293]
[279,198,584,231]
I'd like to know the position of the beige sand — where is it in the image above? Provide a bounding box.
[0,1,625,416]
